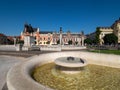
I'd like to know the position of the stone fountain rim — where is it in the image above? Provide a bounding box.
[55,56,87,68]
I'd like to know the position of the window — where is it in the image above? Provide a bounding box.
[40,38,42,40]
[48,37,50,41]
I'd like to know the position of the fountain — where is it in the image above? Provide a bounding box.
[7,51,120,90]
[54,56,87,74]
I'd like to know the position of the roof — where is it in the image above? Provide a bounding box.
[98,27,112,29]
[40,31,53,34]
[111,18,120,28]
[0,33,6,37]
[23,24,36,33]
[7,36,14,41]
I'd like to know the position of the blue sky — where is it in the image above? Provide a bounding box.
[0,0,120,36]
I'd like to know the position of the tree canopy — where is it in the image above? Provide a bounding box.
[68,40,72,45]
[103,33,118,45]
[84,38,92,45]
[94,27,101,44]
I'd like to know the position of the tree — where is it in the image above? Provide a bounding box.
[103,33,118,45]
[17,40,24,44]
[94,27,101,45]
[57,39,60,44]
[68,40,72,45]
[46,41,50,44]
[84,38,92,45]
[75,41,78,45]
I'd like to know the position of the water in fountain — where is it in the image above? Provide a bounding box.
[32,57,120,90]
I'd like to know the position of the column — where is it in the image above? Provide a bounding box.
[60,27,62,45]
[81,36,84,46]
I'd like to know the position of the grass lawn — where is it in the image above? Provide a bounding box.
[88,49,120,55]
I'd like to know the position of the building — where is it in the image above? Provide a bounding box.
[111,19,120,43]
[0,33,8,44]
[20,24,85,46]
[0,33,15,44]
[20,24,40,45]
[20,24,53,46]
[98,27,113,45]
[99,18,120,45]
[53,28,85,46]
[88,18,120,45]
[38,31,53,45]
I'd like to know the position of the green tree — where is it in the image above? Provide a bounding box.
[46,41,50,44]
[17,40,24,44]
[68,40,72,45]
[84,38,92,45]
[75,41,78,45]
[94,27,101,45]
[103,33,118,45]
[57,39,60,44]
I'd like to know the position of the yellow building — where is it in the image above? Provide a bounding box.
[98,18,120,45]
[99,27,113,45]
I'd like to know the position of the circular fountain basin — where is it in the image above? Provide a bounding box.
[55,56,87,74]
[7,51,120,90]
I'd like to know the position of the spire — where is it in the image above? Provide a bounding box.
[60,27,62,34]
[60,27,62,31]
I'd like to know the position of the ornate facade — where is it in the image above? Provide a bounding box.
[52,28,85,46]
[20,24,85,46]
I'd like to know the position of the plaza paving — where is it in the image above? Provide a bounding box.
[0,55,25,90]
[0,51,58,90]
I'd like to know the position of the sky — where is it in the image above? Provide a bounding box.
[0,0,120,36]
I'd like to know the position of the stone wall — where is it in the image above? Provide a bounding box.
[62,46,86,50]
[0,45,21,51]
[41,47,61,51]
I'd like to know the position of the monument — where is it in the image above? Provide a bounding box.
[22,36,35,51]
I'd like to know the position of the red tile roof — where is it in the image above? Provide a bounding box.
[0,33,6,36]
